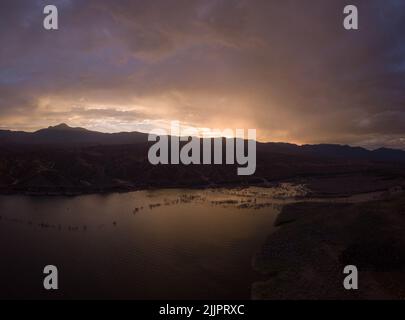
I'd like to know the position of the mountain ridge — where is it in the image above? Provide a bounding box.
[0,124,404,194]
[0,123,405,162]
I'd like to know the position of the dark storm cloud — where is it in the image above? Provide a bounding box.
[0,0,404,148]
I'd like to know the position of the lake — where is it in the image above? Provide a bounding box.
[0,185,306,299]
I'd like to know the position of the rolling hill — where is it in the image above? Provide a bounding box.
[0,124,404,194]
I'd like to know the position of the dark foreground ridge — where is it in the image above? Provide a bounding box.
[1,124,405,194]
[253,191,405,299]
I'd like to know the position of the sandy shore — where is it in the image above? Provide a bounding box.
[252,188,405,300]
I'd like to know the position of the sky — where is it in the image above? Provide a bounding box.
[0,0,405,149]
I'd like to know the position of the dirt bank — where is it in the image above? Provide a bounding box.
[253,191,405,299]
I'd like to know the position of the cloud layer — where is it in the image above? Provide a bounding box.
[1,0,405,149]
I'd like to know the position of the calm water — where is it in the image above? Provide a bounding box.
[0,185,306,299]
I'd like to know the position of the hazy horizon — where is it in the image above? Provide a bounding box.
[1,122,405,152]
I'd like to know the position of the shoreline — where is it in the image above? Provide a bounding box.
[1,172,404,198]
[0,178,294,197]
[0,182,270,197]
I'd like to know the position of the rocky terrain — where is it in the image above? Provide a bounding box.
[253,189,405,300]
[1,124,405,195]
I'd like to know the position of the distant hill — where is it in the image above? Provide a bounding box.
[259,143,405,162]
[0,123,148,145]
[1,124,405,163]
[0,124,405,194]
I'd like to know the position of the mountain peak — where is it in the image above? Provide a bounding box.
[45,123,88,132]
[48,123,71,129]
